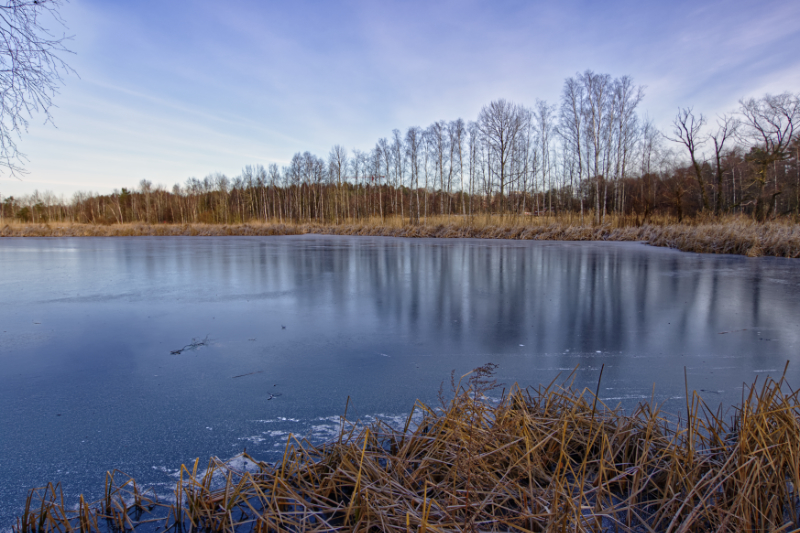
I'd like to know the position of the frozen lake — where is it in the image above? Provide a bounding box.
[1,235,799,527]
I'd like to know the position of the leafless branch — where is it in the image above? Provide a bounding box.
[0,0,74,177]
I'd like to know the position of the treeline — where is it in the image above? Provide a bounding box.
[2,71,799,225]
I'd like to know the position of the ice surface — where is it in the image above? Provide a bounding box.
[2,236,799,527]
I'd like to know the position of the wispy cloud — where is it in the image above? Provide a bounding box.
[3,0,797,197]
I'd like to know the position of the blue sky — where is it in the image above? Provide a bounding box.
[3,0,799,198]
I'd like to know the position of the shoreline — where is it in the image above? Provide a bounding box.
[2,219,800,258]
[14,372,800,532]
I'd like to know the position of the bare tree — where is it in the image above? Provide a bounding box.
[328,145,347,222]
[139,179,152,223]
[349,149,363,218]
[709,115,738,213]
[610,76,644,214]
[0,0,73,175]
[477,99,525,212]
[558,77,586,218]
[579,71,612,223]
[467,121,481,220]
[421,128,433,221]
[738,93,800,218]
[427,121,447,215]
[266,163,280,221]
[534,100,556,214]
[448,119,466,216]
[377,137,391,220]
[370,143,384,220]
[636,116,665,219]
[668,107,710,212]
[518,108,536,217]
[405,126,422,224]
[391,129,405,220]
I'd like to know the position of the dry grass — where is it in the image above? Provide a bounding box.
[14,367,800,532]
[2,215,800,258]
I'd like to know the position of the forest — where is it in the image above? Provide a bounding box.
[2,71,798,227]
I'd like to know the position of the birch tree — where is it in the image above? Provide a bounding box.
[559,77,586,218]
[579,71,612,223]
[477,99,525,212]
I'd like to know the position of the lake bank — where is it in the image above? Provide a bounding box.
[16,372,800,532]
[3,217,800,258]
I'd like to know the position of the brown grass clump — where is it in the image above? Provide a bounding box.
[2,216,800,258]
[14,366,800,532]
[643,219,800,258]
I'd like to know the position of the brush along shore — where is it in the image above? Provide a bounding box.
[3,216,800,258]
[15,367,800,532]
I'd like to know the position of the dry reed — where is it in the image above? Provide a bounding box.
[3,215,800,258]
[14,366,800,532]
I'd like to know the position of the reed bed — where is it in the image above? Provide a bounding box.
[2,216,800,258]
[14,366,800,532]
